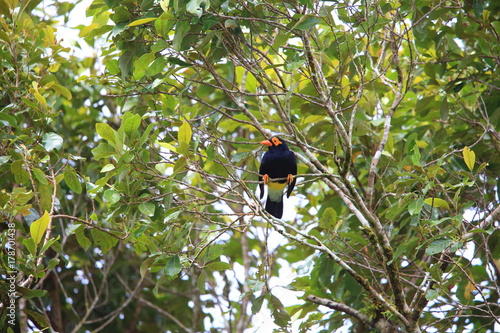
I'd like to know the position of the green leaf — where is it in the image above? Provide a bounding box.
[75,226,91,250]
[22,289,48,300]
[64,167,82,194]
[164,208,181,223]
[251,295,265,314]
[0,155,10,166]
[127,17,157,27]
[424,197,451,211]
[440,97,449,120]
[40,236,60,256]
[46,258,60,270]
[205,261,231,271]
[294,16,320,31]
[42,132,63,152]
[118,50,134,79]
[23,237,37,256]
[30,210,50,246]
[197,273,207,293]
[122,112,141,137]
[33,168,48,185]
[91,143,116,159]
[139,201,155,216]
[100,164,116,173]
[34,92,47,107]
[425,288,440,301]
[269,294,291,327]
[408,197,424,215]
[156,140,177,153]
[386,195,413,220]
[462,146,475,172]
[106,59,120,75]
[186,0,207,17]
[140,257,155,278]
[134,52,155,80]
[104,189,121,204]
[172,20,190,51]
[155,12,175,36]
[167,57,193,67]
[91,229,119,253]
[202,244,225,262]
[96,123,116,144]
[425,238,453,255]
[165,255,182,276]
[178,120,192,144]
[319,207,337,229]
[388,238,419,264]
[410,144,421,166]
[51,84,72,100]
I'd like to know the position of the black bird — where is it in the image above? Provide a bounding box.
[259,136,297,219]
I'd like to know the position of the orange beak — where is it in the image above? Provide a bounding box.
[260,140,272,146]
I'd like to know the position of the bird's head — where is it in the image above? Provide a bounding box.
[261,136,288,150]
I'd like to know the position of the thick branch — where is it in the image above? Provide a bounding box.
[306,295,372,327]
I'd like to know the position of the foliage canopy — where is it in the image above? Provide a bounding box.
[1,0,500,332]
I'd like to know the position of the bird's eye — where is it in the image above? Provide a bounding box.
[272,137,282,145]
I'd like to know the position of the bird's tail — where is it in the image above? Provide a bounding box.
[265,195,283,219]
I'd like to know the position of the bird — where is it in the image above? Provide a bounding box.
[259,136,297,219]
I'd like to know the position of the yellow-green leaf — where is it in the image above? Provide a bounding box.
[464,281,476,300]
[462,146,475,171]
[424,198,451,211]
[51,84,72,100]
[64,167,82,194]
[178,120,192,144]
[30,211,50,246]
[33,168,48,185]
[303,115,325,124]
[341,76,350,98]
[100,164,116,173]
[156,141,177,153]
[96,123,116,144]
[34,93,47,107]
[127,17,158,27]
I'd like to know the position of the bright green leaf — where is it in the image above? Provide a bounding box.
[96,123,116,144]
[30,210,50,246]
[122,113,141,137]
[127,17,157,27]
[462,146,475,172]
[100,164,116,173]
[178,120,192,144]
[34,92,47,107]
[156,140,177,153]
[424,198,451,211]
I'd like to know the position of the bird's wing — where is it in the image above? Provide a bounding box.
[259,153,269,199]
[286,151,297,198]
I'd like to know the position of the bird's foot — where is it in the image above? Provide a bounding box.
[287,174,293,185]
[263,174,269,185]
